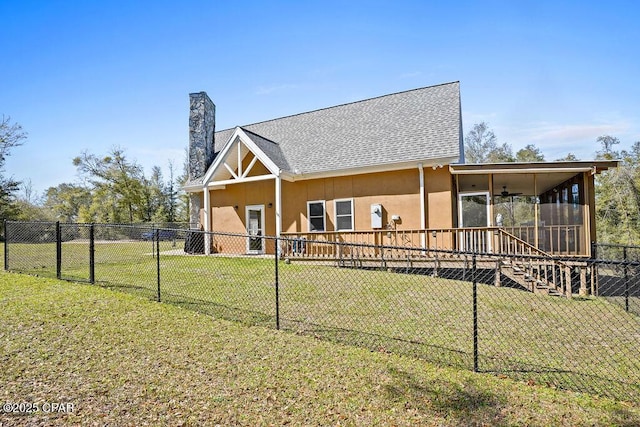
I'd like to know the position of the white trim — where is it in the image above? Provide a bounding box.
[245,204,265,254]
[203,188,211,255]
[242,155,260,178]
[237,142,243,177]
[450,166,594,175]
[202,127,280,187]
[307,200,326,232]
[334,198,354,231]
[207,174,275,187]
[223,162,238,179]
[283,156,459,182]
[183,183,204,193]
[418,163,426,249]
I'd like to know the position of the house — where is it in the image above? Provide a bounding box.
[183,82,617,269]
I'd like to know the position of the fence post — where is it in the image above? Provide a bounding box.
[56,221,61,280]
[156,227,161,303]
[275,237,280,330]
[89,224,95,284]
[3,219,8,271]
[152,224,156,259]
[472,253,478,372]
[624,247,629,312]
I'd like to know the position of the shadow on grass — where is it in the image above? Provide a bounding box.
[383,367,640,426]
[95,279,277,327]
[384,366,506,426]
[90,278,640,403]
[164,294,276,328]
[480,355,640,402]
[97,280,158,300]
[280,318,472,370]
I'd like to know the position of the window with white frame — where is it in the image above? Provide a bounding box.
[307,201,326,232]
[335,198,354,231]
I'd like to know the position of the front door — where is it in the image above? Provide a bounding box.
[458,192,491,252]
[246,205,265,254]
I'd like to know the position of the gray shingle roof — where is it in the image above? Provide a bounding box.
[241,129,291,171]
[202,81,461,182]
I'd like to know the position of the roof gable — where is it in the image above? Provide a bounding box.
[213,81,462,176]
[199,127,280,187]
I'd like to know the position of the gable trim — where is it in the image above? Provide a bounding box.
[202,127,281,187]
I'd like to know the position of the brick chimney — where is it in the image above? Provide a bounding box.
[188,92,215,228]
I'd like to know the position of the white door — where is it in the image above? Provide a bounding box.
[458,192,491,252]
[246,205,265,254]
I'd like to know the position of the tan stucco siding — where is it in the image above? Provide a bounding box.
[209,179,276,236]
[281,168,453,233]
[204,167,454,252]
[425,167,454,229]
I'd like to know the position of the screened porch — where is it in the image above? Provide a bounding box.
[451,161,617,257]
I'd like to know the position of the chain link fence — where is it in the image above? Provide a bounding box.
[4,221,639,401]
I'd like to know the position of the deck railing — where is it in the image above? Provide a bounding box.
[502,224,584,255]
[281,225,587,259]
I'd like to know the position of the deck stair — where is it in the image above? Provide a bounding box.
[501,260,563,296]
[496,229,569,297]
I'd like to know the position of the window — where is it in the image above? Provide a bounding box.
[335,199,354,231]
[307,201,325,232]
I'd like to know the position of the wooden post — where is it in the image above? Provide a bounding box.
[565,265,572,298]
[579,266,588,296]
[495,260,502,287]
[433,254,439,277]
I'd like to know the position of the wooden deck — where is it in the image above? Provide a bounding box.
[280,228,594,298]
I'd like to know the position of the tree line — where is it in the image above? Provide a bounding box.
[0,116,638,244]
[0,116,189,227]
[463,122,640,244]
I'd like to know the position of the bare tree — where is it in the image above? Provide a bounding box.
[464,122,514,163]
[0,115,27,220]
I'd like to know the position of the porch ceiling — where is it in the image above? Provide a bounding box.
[451,160,619,196]
[458,172,578,195]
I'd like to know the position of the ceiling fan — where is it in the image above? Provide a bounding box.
[500,186,522,197]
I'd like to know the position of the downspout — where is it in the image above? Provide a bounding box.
[418,163,426,249]
[203,186,211,255]
[275,173,282,258]
[275,173,282,237]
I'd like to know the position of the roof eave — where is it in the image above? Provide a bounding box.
[284,156,460,182]
[450,160,620,175]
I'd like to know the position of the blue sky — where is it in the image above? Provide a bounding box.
[1,0,638,195]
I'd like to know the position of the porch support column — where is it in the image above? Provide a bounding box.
[488,174,494,224]
[203,187,211,255]
[418,163,426,249]
[534,174,539,250]
[583,171,593,256]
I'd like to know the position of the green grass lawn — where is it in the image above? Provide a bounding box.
[1,272,639,426]
[4,240,640,401]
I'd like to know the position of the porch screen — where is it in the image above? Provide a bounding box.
[460,194,489,227]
